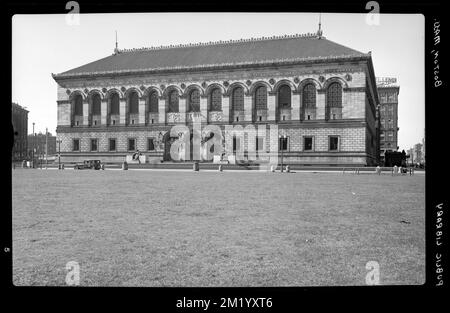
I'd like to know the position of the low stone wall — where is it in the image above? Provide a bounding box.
[60,154,126,164]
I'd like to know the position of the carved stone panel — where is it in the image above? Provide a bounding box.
[209,111,224,122]
[167,112,182,123]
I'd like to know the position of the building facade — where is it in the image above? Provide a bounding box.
[377,78,400,164]
[11,102,29,161]
[408,142,424,166]
[52,32,380,166]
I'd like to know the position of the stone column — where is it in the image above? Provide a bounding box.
[267,93,276,122]
[119,98,127,125]
[316,90,326,120]
[244,95,253,122]
[138,98,146,125]
[158,98,166,124]
[292,92,300,121]
[222,96,230,123]
[179,97,186,124]
[200,96,208,123]
[82,99,89,126]
[100,99,107,125]
[57,101,71,126]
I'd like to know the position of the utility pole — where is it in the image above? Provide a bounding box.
[32,122,35,168]
[45,128,48,169]
[57,139,62,169]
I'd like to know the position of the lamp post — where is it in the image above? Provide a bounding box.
[38,133,41,169]
[280,134,286,173]
[57,139,62,169]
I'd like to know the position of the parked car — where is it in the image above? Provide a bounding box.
[74,160,102,170]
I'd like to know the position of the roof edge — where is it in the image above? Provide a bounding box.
[52,53,371,81]
[114,32,325,55]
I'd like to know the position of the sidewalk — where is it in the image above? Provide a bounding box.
[28,167,425,174]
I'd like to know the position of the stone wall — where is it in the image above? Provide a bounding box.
[57,124,371,165]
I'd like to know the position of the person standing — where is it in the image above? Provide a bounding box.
[136,150,141,164]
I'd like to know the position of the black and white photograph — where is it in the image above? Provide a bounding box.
[6,1,445,303]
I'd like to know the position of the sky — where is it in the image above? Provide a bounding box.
[12,13,424,150]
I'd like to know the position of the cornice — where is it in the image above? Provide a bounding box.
[56,119,367,133]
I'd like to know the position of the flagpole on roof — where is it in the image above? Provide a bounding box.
[114,30,119,54]
[317,13,323,39]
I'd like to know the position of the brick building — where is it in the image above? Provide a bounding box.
[52,31,380,166]
[376,78,400,164]
[11,102,29,161]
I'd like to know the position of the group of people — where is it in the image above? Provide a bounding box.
[391,165,413,176]
[374,164,414,176]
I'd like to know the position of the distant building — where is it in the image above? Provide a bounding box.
[407,142,424,165]
[407,147,414,165]
[28,132,57,158]
[11,102,29,161]
[421,137,425,165]
[413,143,423,164]
[376,78,400,165]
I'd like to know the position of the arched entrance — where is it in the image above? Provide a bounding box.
[163,132,178,161]
[163,128,217,162]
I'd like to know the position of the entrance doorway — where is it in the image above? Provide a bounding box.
[163,129,218,161]
[163,132,178,161]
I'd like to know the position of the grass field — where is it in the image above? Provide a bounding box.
[12,169,425,286]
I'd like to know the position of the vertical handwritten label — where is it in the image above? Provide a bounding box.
[432,19,442,87]
[436,203,444,286]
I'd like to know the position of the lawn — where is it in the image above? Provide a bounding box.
[12,169,425,286]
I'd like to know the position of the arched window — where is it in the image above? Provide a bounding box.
[278,85,291,109]
[232,87,244,111]
[302,84,316,108]
[168,90,179,112]
[255,86,267,110]
[209,88,222,111]
[74,94,83,116]
[110,93,120,115]
[148,91,158,113]
[327,82,342,108]
[189,89,200,112]
[92,94,101,115]
[129,91,139,114]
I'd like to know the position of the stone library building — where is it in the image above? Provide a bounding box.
[52,30,381,166]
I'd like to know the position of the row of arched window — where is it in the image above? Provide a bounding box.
[71,82,343,118]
